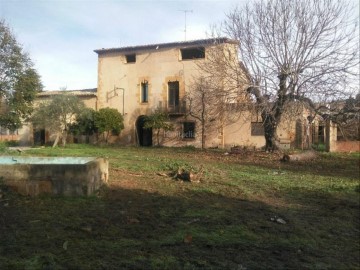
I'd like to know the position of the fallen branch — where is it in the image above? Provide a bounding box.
[281,150,318,162]
[156,172,169,177]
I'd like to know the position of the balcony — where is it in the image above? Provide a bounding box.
[166,101,187,116]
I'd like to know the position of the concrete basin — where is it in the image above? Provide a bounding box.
[0,156,108,196]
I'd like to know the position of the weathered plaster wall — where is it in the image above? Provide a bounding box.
[96,41,317,150]
[97,47,204,146]
[222,112,298,149]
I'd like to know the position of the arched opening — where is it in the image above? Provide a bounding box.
[136,115,152,146]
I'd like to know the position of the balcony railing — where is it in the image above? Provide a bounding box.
[166,100,187,115]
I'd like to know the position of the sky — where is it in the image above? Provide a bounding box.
[0,0,244,90]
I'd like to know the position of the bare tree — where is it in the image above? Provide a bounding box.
[220,0,359,151]
[187,74,246,149]
[187,77,214,149]
[187,40,252,149]
[329,94,360,141]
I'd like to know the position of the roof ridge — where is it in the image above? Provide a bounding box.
[38,88,97,96]
[41,88,97,92]
[94,37,238,54]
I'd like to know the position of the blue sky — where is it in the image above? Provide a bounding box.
[1,0,243,90]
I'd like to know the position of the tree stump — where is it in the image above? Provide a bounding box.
[174,166,204,183]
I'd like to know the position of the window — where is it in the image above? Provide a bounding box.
[180,47,205,60]
[141,81,148,103]
[168,81,179,107]
[125,54,136,63]
[251,122,264,136]
[250,107,264,136]
[183,122,195,139]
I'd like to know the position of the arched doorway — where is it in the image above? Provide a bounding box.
[136,115,152,146]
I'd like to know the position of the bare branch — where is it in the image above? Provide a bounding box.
[220,0,359,151]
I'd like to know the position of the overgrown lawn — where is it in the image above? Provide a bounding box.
[1,145,359,269]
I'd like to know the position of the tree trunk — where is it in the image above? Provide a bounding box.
[52,133,60,148]
[201,91,206,150]
[201,123,205,149]
[247,86,280,152]
[157,129,160,146]
[262,113,278,152]
[61,130,67,147]
[262,72,287,152]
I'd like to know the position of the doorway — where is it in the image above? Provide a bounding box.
[136,116,152,146]
[33,129,46,146]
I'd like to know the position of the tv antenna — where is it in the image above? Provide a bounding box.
[179,9,193,41]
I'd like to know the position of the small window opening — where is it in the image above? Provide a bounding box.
[180,47,205,60]
[125,54,136,63]
[141,81,149,103]
[250,107,264,136]
[183,122,195,139]
[251,122,264,136]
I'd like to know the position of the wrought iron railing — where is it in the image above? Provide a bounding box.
[166,101,187,115]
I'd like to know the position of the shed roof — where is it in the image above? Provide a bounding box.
[94,37,238,55]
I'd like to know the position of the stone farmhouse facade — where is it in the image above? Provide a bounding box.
[94,38,237,147]
[93,37,303,149]
[5,37,355,151]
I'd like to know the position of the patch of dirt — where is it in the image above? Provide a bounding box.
[108,169,150,194]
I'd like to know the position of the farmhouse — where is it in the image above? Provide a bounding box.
[6,37,354,151]
[93,38,235,147]
[93,37,305,149]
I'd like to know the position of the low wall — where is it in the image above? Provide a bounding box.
[0,135,19,141]
[0,157,108,196]
[335,141,360,152]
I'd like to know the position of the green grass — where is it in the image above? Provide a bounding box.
[1,144,359,269]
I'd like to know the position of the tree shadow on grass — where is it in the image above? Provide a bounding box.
[0,183,359,270]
